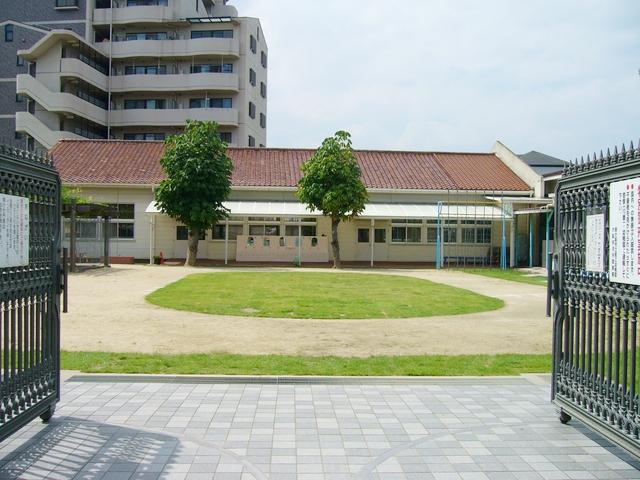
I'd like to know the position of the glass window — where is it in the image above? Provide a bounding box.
[213,224,243,240]
[261,51,267,68]
[443,227,457,243]
[249,68,256,86]
[426,227,437,243]
[260,82,267,98]
[191,30,233,39]
[477,227,491,244]
[249,34,256,53]
[391,226,406,243]
[218,132,232,143]
[285,225,316,237]
[374,228,386,243]
[462,228,475,244]
[192,98,233,109]
[249,102,256,118]
[5,25,13,42]
[260,113,266,129]
[109,222,134,239]
[16,55,24,66]
[248,135,255,147]
[407,226,421,243]
[176,226,205,240]
[357,228,370,243]
[123,133,165,141]
[176,226,188,241]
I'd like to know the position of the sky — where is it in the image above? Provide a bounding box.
[232,0,639,160]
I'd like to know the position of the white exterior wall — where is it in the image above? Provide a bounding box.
[70,186,515,264]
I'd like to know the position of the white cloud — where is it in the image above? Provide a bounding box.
[234,0,640,159]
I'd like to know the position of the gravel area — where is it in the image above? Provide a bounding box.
[61,265,551,356]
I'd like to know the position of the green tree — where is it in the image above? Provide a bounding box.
[155,120,233,266]
[297,131,367,268]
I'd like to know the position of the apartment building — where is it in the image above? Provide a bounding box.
[0,1,88,147]
[2,0,266,150]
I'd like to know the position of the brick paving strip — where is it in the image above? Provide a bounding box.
[0,375,638,479]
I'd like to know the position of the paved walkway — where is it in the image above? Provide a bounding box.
[62,265,550,356]
[0,376,638,479]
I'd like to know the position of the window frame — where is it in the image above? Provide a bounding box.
[5,24,14,43]
[390,219,422,244]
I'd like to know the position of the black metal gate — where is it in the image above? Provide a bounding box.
[552,141,640,455]
[0,145,61,442]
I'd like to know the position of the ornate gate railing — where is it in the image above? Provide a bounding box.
[0,145,61,442]
[552,140,640,455]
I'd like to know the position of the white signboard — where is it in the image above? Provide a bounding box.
[0,194,30,268]
[609,178,640,285]
[585,213,605,272]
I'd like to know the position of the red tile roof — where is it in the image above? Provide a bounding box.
[50,140,531,192]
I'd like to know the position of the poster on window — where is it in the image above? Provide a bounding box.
[585,212,605,273]
[609,178,640,285]
[0,193,29,268]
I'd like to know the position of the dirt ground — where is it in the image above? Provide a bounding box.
[61,264,552,357]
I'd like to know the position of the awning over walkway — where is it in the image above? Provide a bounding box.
[145,201,510,219]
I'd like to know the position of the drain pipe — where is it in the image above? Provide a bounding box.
[106,0,113,138]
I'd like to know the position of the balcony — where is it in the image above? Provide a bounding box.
[93,5,181,25]
[95,37,239,59]
[15,112,84,150]
[60,58,109,91]
[17,75,107,126]
[59,59,239,93]
[109,107,238,127]
[111,72,239,93]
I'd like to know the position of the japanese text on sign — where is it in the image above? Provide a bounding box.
[609,178,640,285]
[0,193,29,268]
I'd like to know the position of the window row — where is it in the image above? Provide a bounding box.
[177,218,318,241]
[122,132,232,142]
[121,98,233,110]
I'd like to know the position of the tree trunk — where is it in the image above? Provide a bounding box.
[331,217,341,269]
[186,227,200,266]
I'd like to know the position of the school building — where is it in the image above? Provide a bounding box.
[50,139,565,267]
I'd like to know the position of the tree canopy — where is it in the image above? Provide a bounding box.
[297,130,367,267]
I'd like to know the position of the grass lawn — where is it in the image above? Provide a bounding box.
[146,272,504,319]
[460,268,548,286]
[61,351,552,376]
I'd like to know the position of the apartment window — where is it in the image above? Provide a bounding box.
[124,99,166,109]
[56,0,79,6]
[248,135,256,147]
[260,82,267,99]
[127,0,168,5]
[124,133,166,140]
[189,98,232,109]
[62,43,109,75]
[4,25,13,42]
[191,30,233,39]
[176,226,205,241]
[256,26,260,42]
[15,94,23,103]
[248,102,256,119]
[391,219,422,243]
[16,55,24,66]
[14,131,24,140]
[261,51,267,68]
[249,68,256,86]
[126,32,168,41]
[191,63,233,73]
[107,204,135,239]
[218,132,232,143]
[65,117,108,139]
[259,113,266,129]
[249,34,257,53]
[124,65,167,75]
